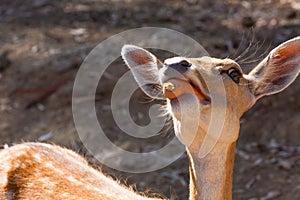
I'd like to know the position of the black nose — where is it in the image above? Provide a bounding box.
[167,60,191,72]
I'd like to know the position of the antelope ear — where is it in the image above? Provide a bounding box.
[247,37,300,99]
[121,45,165,99]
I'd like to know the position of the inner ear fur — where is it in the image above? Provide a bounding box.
[121,45,165,99]
[247,37,300,99]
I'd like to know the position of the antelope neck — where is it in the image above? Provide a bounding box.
[186,129,238,200]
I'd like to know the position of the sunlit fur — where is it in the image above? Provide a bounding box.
[0,143,164,200]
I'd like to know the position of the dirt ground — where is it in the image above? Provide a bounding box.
[0,0,299,199]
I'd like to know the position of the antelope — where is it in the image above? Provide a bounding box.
[0,37,299,200]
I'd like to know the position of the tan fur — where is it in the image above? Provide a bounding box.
[0,143,161,200]
[121,37,299,200]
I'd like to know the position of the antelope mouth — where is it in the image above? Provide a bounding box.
[162,77,211,105]
[188,79,211,103]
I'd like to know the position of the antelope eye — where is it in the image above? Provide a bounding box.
[179,60,191,67]
[227,68,241,83]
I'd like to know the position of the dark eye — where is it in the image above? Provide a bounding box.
[227,68,241,83]
[179,60,191,67]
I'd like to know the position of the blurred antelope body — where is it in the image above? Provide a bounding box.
[0,37,299,200]
[0,143,160,200]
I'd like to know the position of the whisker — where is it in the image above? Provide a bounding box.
[138,95,157,104]
[182,50,193,58]
[238,42,260,63]
[159,115,174,137]
[238,38,271,66]
[234,31,256,62]
[232,31,247,60]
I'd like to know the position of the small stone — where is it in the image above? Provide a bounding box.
[260,190,281,200]
[38,132,54,142]
[278,159,293,170]
[37,103,45,111]
[70,28,86,36]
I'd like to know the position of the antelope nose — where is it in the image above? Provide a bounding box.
[167,60,191,73]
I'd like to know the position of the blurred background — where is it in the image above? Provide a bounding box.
[0,0,299,199]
